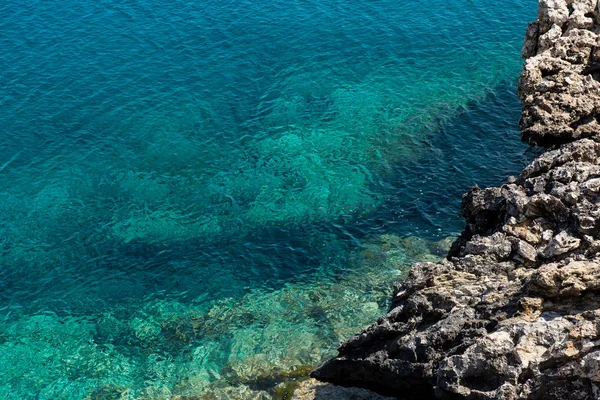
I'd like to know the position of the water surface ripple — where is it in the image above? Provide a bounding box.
[0,0,536,397]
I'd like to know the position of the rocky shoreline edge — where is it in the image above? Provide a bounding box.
[303,0,600,398]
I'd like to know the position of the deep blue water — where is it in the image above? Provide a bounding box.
[0,0,536,398]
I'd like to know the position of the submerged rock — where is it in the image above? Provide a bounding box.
[310,1,600,398]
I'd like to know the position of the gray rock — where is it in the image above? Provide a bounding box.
[292,379,395,400]
[311,1,600,399]
[538,0,569,33]
[462,233,513,260]
[516,239,538,263]
[541,230,581,257]
[579,351,600,382]
[518,25,600,146]
[521,21,541,58]
[538,23,562,52]
[524,194,569,221]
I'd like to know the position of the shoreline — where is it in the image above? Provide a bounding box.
[308,0,600,398]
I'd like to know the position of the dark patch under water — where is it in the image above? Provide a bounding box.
[1,83,534,314]
[0,0,537,397]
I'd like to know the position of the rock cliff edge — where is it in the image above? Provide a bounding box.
[311,1,600,398]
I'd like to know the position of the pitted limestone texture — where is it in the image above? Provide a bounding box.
[312,1,600,398]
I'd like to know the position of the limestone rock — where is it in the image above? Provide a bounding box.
[515,239,538,262]
[311,1,600,398]
[462,233,513,259]
[518,25,600,146]
[538,0,569,33]
[521,21,540,58]
[541,230,581,257]
[292,379,395,400]
[537,23,562,52]
[529,259,600,296]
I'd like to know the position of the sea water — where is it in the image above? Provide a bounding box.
[0,0,536,398]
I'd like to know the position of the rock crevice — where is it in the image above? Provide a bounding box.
[311,1,600,398]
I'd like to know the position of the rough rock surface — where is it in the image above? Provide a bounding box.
[292,379,395,400]
[519,0,600,146]
[311,1,600,399]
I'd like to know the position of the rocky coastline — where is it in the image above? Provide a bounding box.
[309,0,600,398]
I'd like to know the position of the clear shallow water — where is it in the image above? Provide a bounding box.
[0,0,536,398]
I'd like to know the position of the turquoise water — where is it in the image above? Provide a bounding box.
[0,0,536,398]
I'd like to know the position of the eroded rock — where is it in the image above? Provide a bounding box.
[518,15,600,146]
[292,379,395,400]
[310,1,600,398]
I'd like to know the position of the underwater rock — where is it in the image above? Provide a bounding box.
[310,1,600,398]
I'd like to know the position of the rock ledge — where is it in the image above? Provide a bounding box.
[311,1,600,398]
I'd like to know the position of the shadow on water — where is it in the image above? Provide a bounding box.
[0,80,538,319]
[346,79,541,241]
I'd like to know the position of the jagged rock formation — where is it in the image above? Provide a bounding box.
[292,379,395,400]
[311,1,600,399]
[520,0,600,146]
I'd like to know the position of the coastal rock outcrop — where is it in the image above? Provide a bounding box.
[310,1,600,399]
[292,379,395,400]
[519,0,600,146]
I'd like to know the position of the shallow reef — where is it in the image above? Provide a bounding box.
[0,0,534,398]
[0,234,452,399]
[312,1,600,398]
